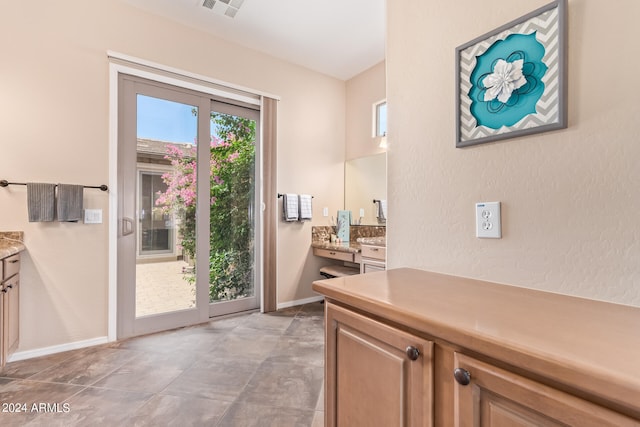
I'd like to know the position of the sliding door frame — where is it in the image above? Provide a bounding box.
[108,55,279,341]
[207,99,261,317]
[118,76,210,339]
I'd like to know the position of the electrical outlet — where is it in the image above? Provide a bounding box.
[476,202,501,238]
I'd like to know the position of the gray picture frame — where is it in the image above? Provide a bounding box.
[455,0,567,148]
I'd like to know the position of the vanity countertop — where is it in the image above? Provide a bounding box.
[311,225,385,255]
[312,268,640,417]
[0,232,25,258]
[356,236,386,246]
[311,241,361,254]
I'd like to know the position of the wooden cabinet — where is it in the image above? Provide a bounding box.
[325,302,433,427]
[453,353,638,427]
[1,253,20,367]
[359,244,386,274]
[314,269,640,426]
[313,247,355,263]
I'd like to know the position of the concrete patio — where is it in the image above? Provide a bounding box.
[136,260,196,317]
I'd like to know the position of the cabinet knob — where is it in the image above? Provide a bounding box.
[405,346,420,361]
[453,368,471,385]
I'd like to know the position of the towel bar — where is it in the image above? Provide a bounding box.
[0,180,108,191]
[278,193,313,198]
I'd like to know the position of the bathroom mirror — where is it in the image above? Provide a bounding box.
[344,152,387,225]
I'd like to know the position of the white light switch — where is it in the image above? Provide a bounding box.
[359,208,365,217]
[476,202,501,238]
[84,209,103,224]
[323,207,329,217]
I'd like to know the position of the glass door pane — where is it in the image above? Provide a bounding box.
[135,94,197,317]
[139,172,172,254]
[208,103,259,315]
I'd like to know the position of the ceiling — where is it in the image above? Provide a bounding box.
[121,0,386,81]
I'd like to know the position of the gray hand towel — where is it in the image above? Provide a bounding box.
[57,184,84,222]
[27,183,56,222]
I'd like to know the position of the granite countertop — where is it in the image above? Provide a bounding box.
[311,236,387,254]
[356,236,386,247]
[311,241,362,254]
[311,225,386,254]
[0,232,25,258]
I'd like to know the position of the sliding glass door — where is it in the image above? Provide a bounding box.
[117,75,260,339]
[207,101,260,317]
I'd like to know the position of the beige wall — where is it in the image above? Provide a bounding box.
[387,0,640,306]
[0,0,345,352]
[346,61,387,161]
[275,59,388,303]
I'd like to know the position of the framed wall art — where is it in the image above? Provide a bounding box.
[455,0,567,148]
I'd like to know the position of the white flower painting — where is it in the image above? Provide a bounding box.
[482,59,528,103]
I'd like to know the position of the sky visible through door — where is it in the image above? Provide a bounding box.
[137,95,197,144]
[135,94,198,317]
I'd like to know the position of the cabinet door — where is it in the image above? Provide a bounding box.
[453,352,639,427]
[0,284,4,367]
[4,275,19,356]
[326,302,433,427]
[361,261,385,274]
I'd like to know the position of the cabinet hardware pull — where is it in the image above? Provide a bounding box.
[9,260,19,264]
[6,285,13,289]
[1,288,6,293]
[371,248,379,251]
[454,368,471,385]
[329,252,336,255]
[406,346,420,361]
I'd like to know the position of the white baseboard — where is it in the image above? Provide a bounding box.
[9,336,109,363]
[277,295,324,310]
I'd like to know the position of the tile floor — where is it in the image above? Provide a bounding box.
[0,303,325,427]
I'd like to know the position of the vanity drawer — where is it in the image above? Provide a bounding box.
[3,254,20,279]
[313,248,355,263]
[361,245,386,261]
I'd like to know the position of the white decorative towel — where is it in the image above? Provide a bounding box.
[57,184,84,222]
[27,183,56,222]
[283,193,299,221]
[298,194,312,221]
[377,199,387,223]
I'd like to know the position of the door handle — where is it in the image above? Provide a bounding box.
[122,217,134,236]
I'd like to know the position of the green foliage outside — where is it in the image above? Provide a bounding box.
[157,112,255,302]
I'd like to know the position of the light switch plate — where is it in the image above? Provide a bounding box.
[84,209,103,224]
[323,207,329,217]
[476,202,501,238]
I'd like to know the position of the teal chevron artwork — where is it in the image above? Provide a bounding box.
[455,0,567,147]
